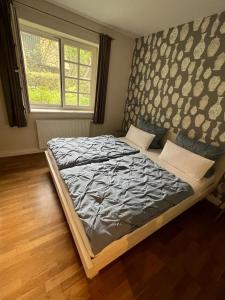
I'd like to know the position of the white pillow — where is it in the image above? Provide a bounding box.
[159,140,215,181]
[126,125,155,150]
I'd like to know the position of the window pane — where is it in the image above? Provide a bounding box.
[65,78,78,92]
[65,92,78,105]
[21,31,61,106]
[80,49,92,65]
[65,62,78,77]
[64,45,78,62]
[79,80,90,93]
[79,65,91,80]
[79,94,90,106]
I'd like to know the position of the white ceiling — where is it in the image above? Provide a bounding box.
[46,0,225,37]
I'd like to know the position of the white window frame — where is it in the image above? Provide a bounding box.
[20,25,98,112]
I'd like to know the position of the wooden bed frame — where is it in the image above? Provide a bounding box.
[45,150,225,279]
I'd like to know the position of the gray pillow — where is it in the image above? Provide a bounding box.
[176,133,225,177]
[137,118,167,149]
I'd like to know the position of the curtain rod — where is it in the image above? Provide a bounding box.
[14,0,113,38]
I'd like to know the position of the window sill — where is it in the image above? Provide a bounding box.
[30,108,94,117]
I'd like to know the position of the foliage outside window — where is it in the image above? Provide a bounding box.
[20,27,98,111]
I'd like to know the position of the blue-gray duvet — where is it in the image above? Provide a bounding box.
[48,135,139,170]
[60,153,194,255]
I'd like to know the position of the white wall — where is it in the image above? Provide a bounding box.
[0,0,134,157]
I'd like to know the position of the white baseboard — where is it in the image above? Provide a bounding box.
[0,148,43,158]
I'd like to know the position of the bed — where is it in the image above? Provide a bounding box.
[45,132,225,278]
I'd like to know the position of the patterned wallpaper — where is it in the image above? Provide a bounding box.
[123,12,225,147]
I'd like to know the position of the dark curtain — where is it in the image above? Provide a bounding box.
[0,0,27,127]
[93,34,112,124]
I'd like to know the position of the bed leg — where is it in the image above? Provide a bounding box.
[86,268,99,279]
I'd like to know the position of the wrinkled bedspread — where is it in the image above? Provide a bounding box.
[48,135,139,170]
[60,153,194,254]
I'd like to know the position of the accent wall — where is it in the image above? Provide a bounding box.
[123,12,225,146]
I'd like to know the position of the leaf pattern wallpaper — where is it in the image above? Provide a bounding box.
[123,12,225,144]
[123,11,225,200]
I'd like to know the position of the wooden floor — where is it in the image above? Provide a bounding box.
[0,154,225,300]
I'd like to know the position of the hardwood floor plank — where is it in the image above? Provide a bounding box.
[0,153,225,299]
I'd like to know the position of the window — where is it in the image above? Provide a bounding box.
[20,26,98,111]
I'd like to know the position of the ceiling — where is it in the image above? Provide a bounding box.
[46,0,225,37]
